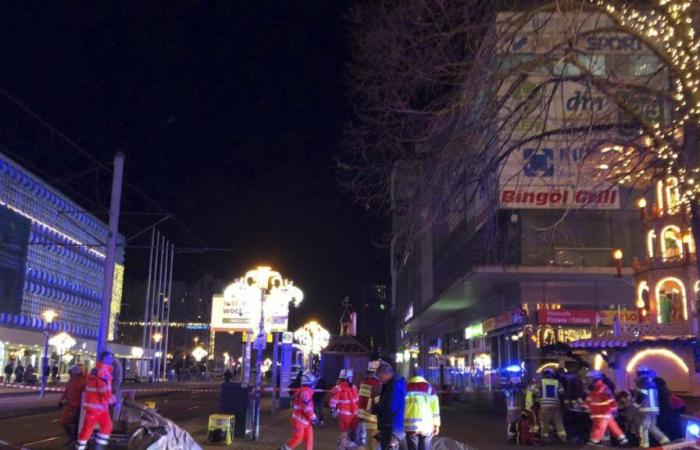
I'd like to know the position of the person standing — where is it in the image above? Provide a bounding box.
[585,370,628,446]
[4,361,13,384]
[536,368,567,443]
[404,367,440,450]
[14,362,24,383]
[51,364,59,384]
[330,369,360,449]
[374,362,406,450]
[59,364,87,445]
[77,351,116,450]
[357,359,383,450]
[313,368,327,426]
[282,370,318,450]
[634,368,670,448]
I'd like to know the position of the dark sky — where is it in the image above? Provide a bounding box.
[0,2,387,329]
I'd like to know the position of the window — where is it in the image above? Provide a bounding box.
[647,230,657,258]
[655,278,687,323]
[665,177,681,214]
[661,225,683,260]
[637,281,650,309]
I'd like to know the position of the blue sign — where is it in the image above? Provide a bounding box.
[523,149,554,177]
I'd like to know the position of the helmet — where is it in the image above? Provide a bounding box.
[367,360,381,373]
[637,367,657,378]
[339,368,354,379]
[542,368,555,377]
[301,370,316,386]
[587,369,603,380]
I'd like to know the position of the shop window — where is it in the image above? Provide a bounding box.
[665,177,681,214]
[655,277,687,323]
[647,230,657,258]
[657,180,665,215]
[661,225,683,260]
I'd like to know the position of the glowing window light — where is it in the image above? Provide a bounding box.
[536,362,559,373]
[647,230,656,258]
[655,277,688,321]
[593,354,605,371]
[657,181,664,214]
[660,225,684,260]
[625,348,689,374]
[637,281,649,309]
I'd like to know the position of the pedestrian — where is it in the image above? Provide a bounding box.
[14,362,24,383]
[585,370,628,446]
[24,364,35,384]
[330,369,360,449]
[634,367,670,448]
[312,368,327,426]
[51,364,59,384]
[536,368,567,443]
[59,364,87,445]
[281,370,317,450]
[374,362,406,450]
[223,369,232,383]
[501,368,523,442]
[77,351,116,450]
[404,367,440,450]
[357,359,383,450]
[4,361,13,384]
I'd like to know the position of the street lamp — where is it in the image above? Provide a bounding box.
[48,332,75,383]
[153,332,163,382]
[40,309,57,398]
[613,249,623,278]
[294,321,330,369]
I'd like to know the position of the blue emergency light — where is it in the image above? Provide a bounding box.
[686,422,700,438]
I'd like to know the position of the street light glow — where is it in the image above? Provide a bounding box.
[294,321,330,355]
[192,346,208,362]
[42,310,57,324]
[153,332,163,343]
[48,332,76,353]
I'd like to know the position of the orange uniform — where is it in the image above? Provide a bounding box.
[330,381,359,432]
[59,370,87,430]
[77,362,114,450]
[286,385,317,450]
[585,378,627,445]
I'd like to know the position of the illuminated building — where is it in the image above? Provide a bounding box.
[0,152,128,371]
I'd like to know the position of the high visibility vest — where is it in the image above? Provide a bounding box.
[403,376,440,435]
[82,362,113,412]
[330,381,359,418]
[357,376,381,423]
[291,386,316,427]
[540,379,561,408]
[638,387,659,414]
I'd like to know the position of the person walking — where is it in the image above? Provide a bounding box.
[585,370,628,446]
[4,361,13,384]
[59,364,87,445]
[330,369,360,450]
[14,362,24,383]
[536,368,567,443]
[634,367,670,448]
[357,359,383,450]
[374,362,406,450]
[404,367,440,450]
[77,351,116,450]
[282,370,318,450]
[51,364,59,384]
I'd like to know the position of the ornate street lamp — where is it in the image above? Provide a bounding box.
[40,309,57,398]
[294,321,330,369]
[48,332,76,382]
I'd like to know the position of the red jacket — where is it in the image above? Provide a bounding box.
[357,375,381,422]
[59,372,87,427]
[585,379,617,419]
[83,362,114,413]
[292,386,316,427]
[330,381,359,419]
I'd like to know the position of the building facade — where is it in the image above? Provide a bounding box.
[392,11,664,388]
[0,152,126,372]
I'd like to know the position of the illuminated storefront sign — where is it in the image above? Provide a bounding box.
[538,309,597,325]
[598,309,639,325]
[464,323,484,339]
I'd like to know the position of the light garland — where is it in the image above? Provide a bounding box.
[625,348,689,373]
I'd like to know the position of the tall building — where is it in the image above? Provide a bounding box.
[0,152,132,373]
[392,11,662,386]
[354,284,392,352]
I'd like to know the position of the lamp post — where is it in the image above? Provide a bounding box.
[152,332,163,382]
[293,321,330,370]
[40,309,57,398]
[48,332,76,383]
[613,249,623,278]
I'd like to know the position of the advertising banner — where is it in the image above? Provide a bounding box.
[0,205,31,314]
[538,309,598,325]
[210,294,258,332]
[598,309,640,325]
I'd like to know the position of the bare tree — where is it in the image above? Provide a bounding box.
[342,0,700,266]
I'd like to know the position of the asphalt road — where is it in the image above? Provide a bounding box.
[0,389,221,449]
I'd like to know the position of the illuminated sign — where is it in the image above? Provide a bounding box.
[538,310,597,325]
[282,331,293,344]
[598,309,639,325]
[464,323,484,340]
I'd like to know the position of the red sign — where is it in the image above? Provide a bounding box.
[538,310,598,325]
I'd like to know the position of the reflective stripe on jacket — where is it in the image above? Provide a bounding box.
[585,379,617,419]
[82,362,113,412]
[635,378,660,414]
[539,378,563,408]
[291,386,316,427]
[403,376,440,435]
[330,381,359,417]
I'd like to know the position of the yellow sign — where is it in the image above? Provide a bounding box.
[598,310,639,325]
[208,414,235,445]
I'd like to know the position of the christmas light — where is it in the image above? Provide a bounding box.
[625,348,689,373]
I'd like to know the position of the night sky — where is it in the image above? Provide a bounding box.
[0,2,387,329]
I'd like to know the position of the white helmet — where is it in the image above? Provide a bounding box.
[367,360,381,373]
[339,368,354,379]
[301,370,316,385]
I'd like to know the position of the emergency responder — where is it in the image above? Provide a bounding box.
[524,377,540,435]
[634,367,670,448]
[77,351,115,450]
[500,367,523,442]
[535,368,566,443]
[374,362,405,450]
[282,370,318,450]
[59,364,87,445]
[357,359,383,450]
[331,369,360,450]
[585,370,628,446]
[404,367,440,450]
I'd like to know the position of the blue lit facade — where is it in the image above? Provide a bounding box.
[0,152,124,339]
